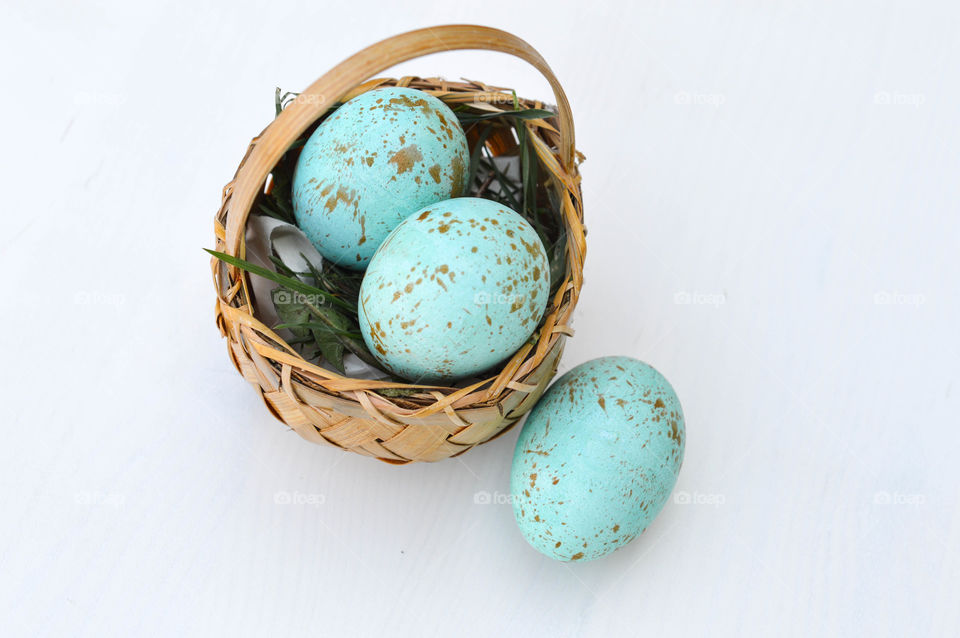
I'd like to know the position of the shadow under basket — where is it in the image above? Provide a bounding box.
[210,25,585,463]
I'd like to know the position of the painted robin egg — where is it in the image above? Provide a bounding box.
[292,86,469,269]
[510,356,685,562]
[357,197,550,382]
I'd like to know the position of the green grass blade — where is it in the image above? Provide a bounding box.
[205,249,355,312]
[456,108,555,124]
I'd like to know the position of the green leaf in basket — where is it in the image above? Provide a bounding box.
[271,287,311,340]
[268,254,298,278]
[285,334,317,346]
[274,322,360,339]
[467,124,495,188]
[520,129,544,240]
[479,153,521,211]
[257,200,296,225]
[300,252,325,288]
[455,108,556,125]
[204,249,355,312]
[309,307,349,374]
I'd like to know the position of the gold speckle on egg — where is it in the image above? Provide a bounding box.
[388,144,422,174]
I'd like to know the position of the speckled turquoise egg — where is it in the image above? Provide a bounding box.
[511,356,685,562]
[357,197,550,382]
[292,87,469,269]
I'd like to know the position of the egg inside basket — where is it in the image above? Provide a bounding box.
[210,26,584,463]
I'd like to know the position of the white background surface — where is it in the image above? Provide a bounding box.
[2,1,958,636]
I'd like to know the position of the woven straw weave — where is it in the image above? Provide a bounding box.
[210,25,585,463]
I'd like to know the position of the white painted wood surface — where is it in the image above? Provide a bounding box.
[2,1,957,636]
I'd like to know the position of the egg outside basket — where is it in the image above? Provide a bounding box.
[210,25,585,463]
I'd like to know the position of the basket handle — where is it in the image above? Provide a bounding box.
[224,24,575,255]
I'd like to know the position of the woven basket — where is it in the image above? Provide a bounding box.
[210,25,585,464]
